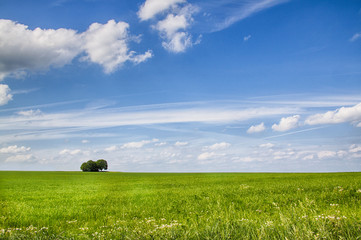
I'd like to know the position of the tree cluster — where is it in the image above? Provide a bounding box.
[80,159,108,172]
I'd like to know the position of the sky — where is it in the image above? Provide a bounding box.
[0,0,361,172]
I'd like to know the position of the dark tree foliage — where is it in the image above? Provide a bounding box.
[96,159,108,171]
[80,159,108,172]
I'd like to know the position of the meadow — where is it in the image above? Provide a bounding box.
[0,171,361,239]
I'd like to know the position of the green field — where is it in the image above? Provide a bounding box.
[1,171,361,239]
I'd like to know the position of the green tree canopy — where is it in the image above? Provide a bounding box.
[80,159,108,172]
[96,159,108,171]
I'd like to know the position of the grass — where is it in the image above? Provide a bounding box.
[1,171,361,239]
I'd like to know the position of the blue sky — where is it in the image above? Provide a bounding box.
[0,0,360,172]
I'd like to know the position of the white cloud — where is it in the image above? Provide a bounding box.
[131,50,153,64]
[175,141,188,146]
[305,103,361,126]
[17,109,42,117]
[138,0,186,21]
[273,149,295,160]
[0,145,31,154]
[161,31,193,53]
[81,140,89,144]
[243,35,251,41]
[0,19,152,81]
[259,143,274,148]
[197,151,216,160]
[233,156,257,162]
[209,0,289,32]
[139,0,198,53]
[247,122,266,134]
[302,154,314,160]
[205,142,230,151]
[155,6,198,53]
[83,20,152,73]
[317,151,336,159]
[350,32,361,42]
[0,84,12,105]
[5,154,34,163]
[0,19,82,81]
[154,14,194,52]
[105,145,118,152]
[337,150,348,158]
[349,144,361,153]
[59,149,83,155]
[0,102,298,144]
[121,139,158,149]
[155,142,167,146]
[122,141,150,149]
[155,14,189,37]
[272,115,300,132]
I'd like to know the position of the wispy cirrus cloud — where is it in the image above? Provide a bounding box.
[0,100,297,143]
[198,0,289,32]
[350,32,361,42]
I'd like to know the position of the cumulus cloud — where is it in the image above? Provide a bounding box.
[317,151,336,159]
[155,14,188,36]
[272,115,300,132]
[0,19,152,81]
[122,141,150,149]
[0,19,82,81]
[105,145,118,152]
[273,149,295,160]
[205,142,230,151]
[247,122,266,133]
[139,0,198,53]
[0,145,31,153]
[174,141,188,146]
[305,103,361,126]
[0,84,12,105]
[162,31,193,53]
[138,0,186,21]
[302,154,314,160]
[349,144,361,153]
[197,151,216,160]
[82,20,152,73]
[155,142,167,146]
[259,143,274,149]
[350,32,361,42]
[59,149,83,155]
[121,139,159,149]
[154,13,195,53]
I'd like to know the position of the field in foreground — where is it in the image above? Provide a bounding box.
[1,172,361,239]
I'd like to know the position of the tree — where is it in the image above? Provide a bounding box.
[80,159,108,172]
[96,159,108,171]
[80,162,90,172]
